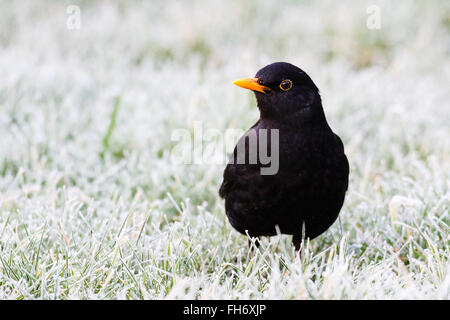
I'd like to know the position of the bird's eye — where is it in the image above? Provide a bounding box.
[279,79,292,91]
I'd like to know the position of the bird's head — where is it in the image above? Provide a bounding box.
[233,62,325,125]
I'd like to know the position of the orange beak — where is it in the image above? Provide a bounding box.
[233,78,271,94]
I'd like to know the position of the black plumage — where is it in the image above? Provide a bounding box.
[219,62,349,251]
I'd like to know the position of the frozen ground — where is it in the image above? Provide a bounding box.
[0,0,448,299]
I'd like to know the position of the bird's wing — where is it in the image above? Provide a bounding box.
[219,148,260,199]
[334,134,350,192]
[219,120,260,198]
[219,163,233,198]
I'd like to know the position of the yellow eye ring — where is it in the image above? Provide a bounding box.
[280,79,292,91]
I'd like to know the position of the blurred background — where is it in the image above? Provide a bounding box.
[0,0,448,299]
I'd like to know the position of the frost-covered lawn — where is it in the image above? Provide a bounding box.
[0,0,448,299]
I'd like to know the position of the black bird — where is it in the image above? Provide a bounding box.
[219,62,349,251]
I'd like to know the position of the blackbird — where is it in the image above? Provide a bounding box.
[219,62,349,251]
